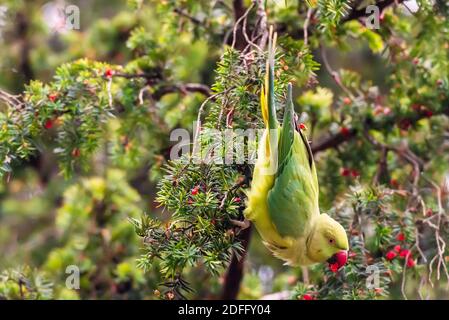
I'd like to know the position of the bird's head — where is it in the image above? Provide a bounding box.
[307,214,349,270]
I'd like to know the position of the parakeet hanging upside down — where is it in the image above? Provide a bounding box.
[244,32,349,269]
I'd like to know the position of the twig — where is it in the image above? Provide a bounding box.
[231,2,255,49]
[320,45,354,99]
[173,8,204,26]
[303,8,313,46]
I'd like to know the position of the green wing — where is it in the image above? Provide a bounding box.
[267,84,319,238]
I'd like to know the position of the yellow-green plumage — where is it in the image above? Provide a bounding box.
[244,31,348,266]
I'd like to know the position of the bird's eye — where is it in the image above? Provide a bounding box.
[329,239,335,244]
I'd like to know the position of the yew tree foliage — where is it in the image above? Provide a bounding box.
[0,0,449,300]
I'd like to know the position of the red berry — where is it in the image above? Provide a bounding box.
[348,251,357,258]
[191,187,199,196]
[412,58,419,65]
[343,97,352,105]
[340,168,350,177]
[398,119,412,130]
[424,110,433,118]
[406,258,415,268]
[48,93,58,102]
[426,208,433,217]
[71,148,81,158]
[350,169,360,178]
[386,251,397,260]
[44,119,54,129]
[298,123,307,130]
[104,69,114,78]
[340,126,351,137]
[390,179,399,188]
[399,249,410,258]
[329,263,339,273]
[187,199,193,205]
[233,197,241,203]
[394,245,401,253]
[302,294,314,300]
[396,233,405,241]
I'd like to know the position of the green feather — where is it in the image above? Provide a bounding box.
[267,85,320,238]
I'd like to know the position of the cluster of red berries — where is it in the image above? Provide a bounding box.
[385,233,415,268]
[340,167,360,178]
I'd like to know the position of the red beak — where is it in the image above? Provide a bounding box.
[327,250,348,270]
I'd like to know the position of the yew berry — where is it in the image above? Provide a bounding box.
[298,123,307,130]
[390,179,399,188]
[104,69,114,78]
[48,93,58,102]
[340,168,350,177]
[394,245,401,253]
[44,119,54,129]
[233,197,241,203]
[329,263,339,273]
[340,126,351,137]
[343,97,352,105]
[191,187,199,196]
[399,249,410,258]
[424,110,433,118]
[71,148,81,158]
[406,258,416,268]
[396,233,405,241]
[350,169,360,178]
[302,294,314,300]
[398,119,412,130]
[386,251,397,260]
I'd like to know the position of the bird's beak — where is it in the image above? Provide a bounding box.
[327,250,348,269]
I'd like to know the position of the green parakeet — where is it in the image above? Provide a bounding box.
[244,31,349,268]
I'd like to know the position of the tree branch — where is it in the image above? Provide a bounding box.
[221,224,252,300]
